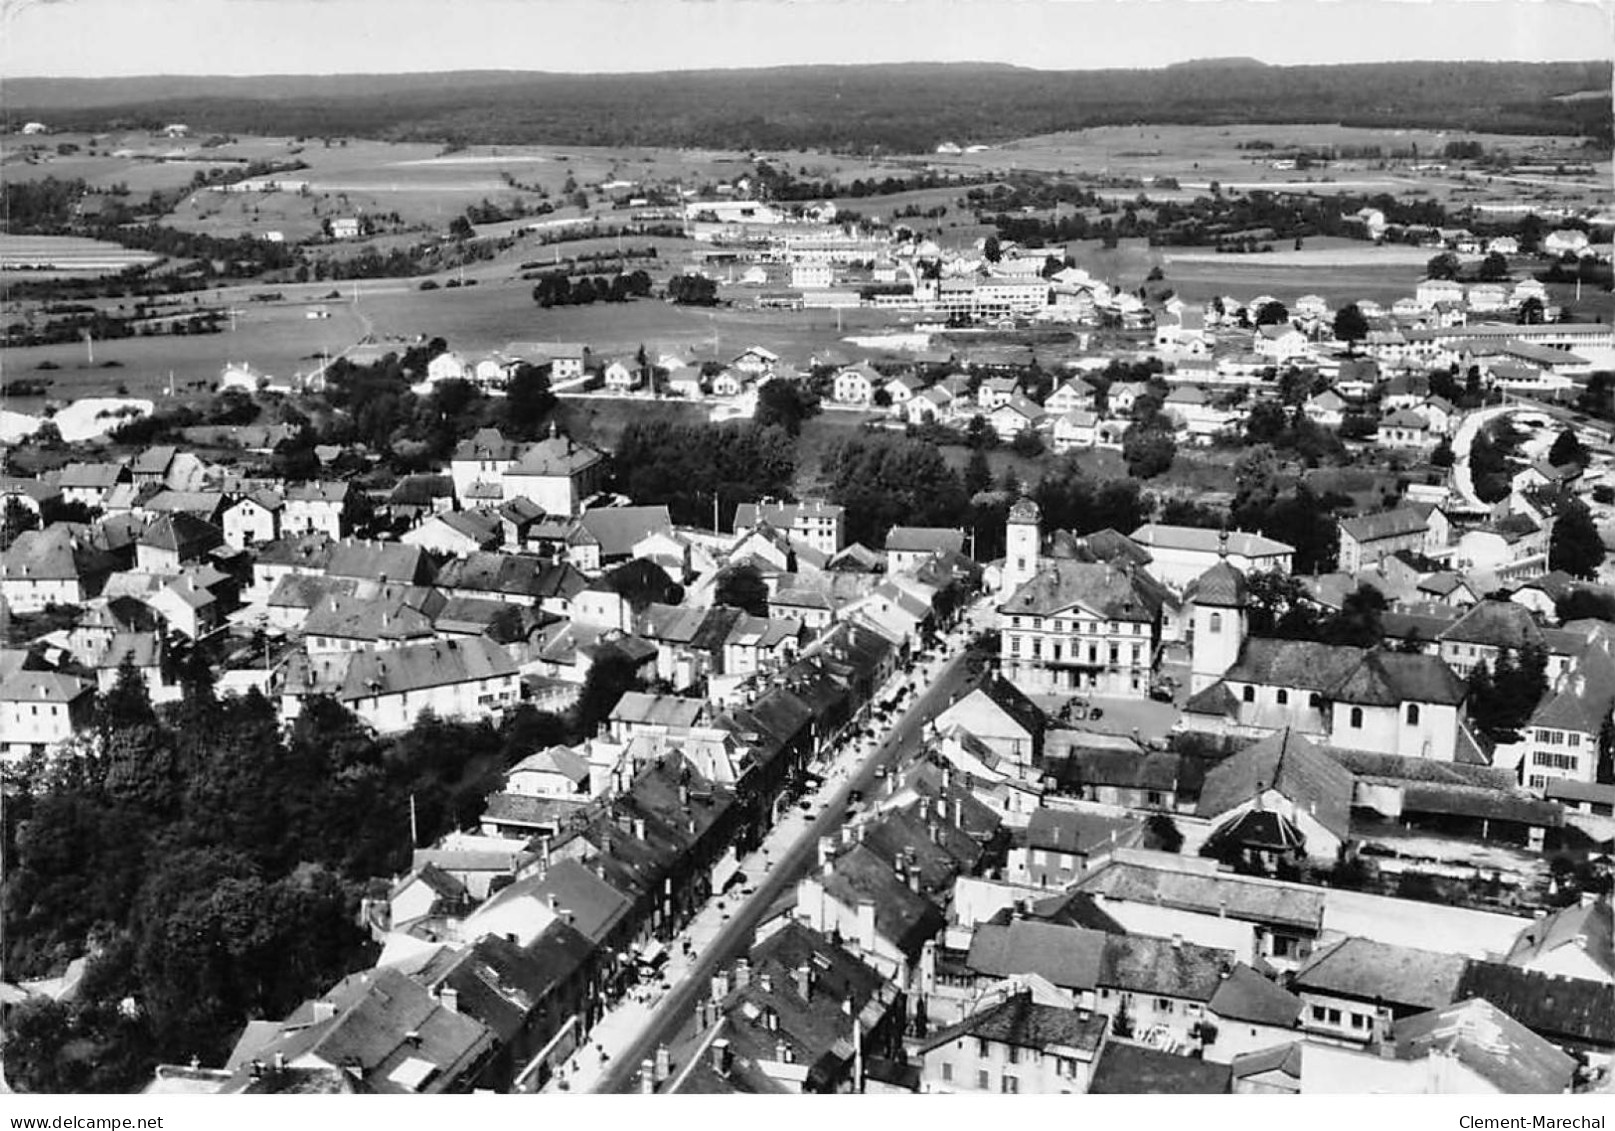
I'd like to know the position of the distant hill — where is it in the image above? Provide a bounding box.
[5,60,1609,153]
[1166,57,1270,70]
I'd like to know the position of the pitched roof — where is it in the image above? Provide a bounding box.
[1208,963,1303,1027]
[0,670,94,704]
[884,525,965,555]
[1292,937,1467,1011]
[1194,728,1355,840]
[998,559,1170,621]
[1184,559,1249,609]
[137,512,224,555]
[1088,1042,1230,1094]
[821,845,945,960]
[966,918,1107,991]
[1437,599,1548,649]
[435,553,586,601]
[1504,896,1613,979]
[918,993,1107,1056]
[1340,507,1430,544]
[1076,859,1325,932]
[1455,960,1615,1048]
[326,541,431,585]
[1130,523,1293,558]
[1100,933,1233,1002]
[505,433,606,478]
[336,637,517,701]
[574,505,673,558]
[1392,997,1576,1094]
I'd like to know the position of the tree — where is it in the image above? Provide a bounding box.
[573,650,644,741]
[715,563,769,616]
[667,273,719,306]
[1332,303,1370,352]
[753,379,819,437]
[1326,583,1388,647]
[1425,251,1461,280]
[1478,251,1510,282]
[1518,296,1546,325]
[1431,437,1455,468]
[1253,300,1289,327]
[1550,498,1605,580]
[982,234,1002,263]
[964,446,992,498]
[1121,424,1175,479]
[1246,569,1325,639]
[1111,995,1135,1039]
[504,364,556,438]
[1548,428,1589,469]
[448,215,475,241]
[826,435,970,547]
[1009,428,1045,458]
[1143,813,1184,854]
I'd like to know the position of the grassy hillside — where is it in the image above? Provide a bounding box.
[7,61,1610,153]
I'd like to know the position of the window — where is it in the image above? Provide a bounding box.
[1001,1075,1019,1094]
[1108,645,1119,664]
[1310,693,1322,709]
[1006,1046,1019,1065]
[1406,704,1420,726]
[1350,1013,1369,1030]
[1568,733,1582,748]
[1242,685,1256,703]
[941,1063,953,1082]
[1156,998,1175,1013]
[977,1070,990,1090]
[1276,689,1289,706]
[1349,707,1364,729]
[1209,612,1223,633]
[1310,1006,1328,1022]
[977,1039,990,1059]
[1031,640,1042,659]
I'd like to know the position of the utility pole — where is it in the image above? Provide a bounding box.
[409,794,419,849]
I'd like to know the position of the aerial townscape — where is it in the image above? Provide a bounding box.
[1,6,1614,1102]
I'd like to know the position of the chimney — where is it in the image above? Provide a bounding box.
[760,972,774,995]
[819,835,836,869]
[711,974,729,1003]
[856,898,877,952]
[641,1059,656,1093]
[776,1038,791,1064]
[655,1044,672,1083]
[440,986,460,1013]
[1171,934,1183,950]
[633,817,647,840]
[764,1005,779,1032]
[736,958,751,988]
[908,866,921,894]
[712,1038,733,1075]
[273,1052,286,1074]
[796,964,812,1003]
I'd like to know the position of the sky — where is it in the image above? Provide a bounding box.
[2,0,1609,77]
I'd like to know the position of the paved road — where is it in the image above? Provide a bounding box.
[591,631,983,1094]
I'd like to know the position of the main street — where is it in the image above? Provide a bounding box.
[587,609,990,1094]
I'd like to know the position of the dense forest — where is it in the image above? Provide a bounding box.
[7,61,1609,152]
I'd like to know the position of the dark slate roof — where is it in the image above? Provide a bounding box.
[574,505,673,558]
[1207,963,1303,1027]
[1194,728,1354,840]
[1455,960,1615,1049]
[1222,638,1370,694]
[918,993,1107,1055]
[884,525,966,555]
[965,918,1107,991]
[1504,896,1614,980]
[822,844,945,961]
[138,512,224,555]
[435,553,588,601]
[1339,507,1430,544]
[1437,599,1547,649]
[1392,998,1576,1094]
[1099,934,1233,1003]
[326,540,432,585]
[1184,559,1250,609]
[1088,1042,1231,1094]
[1292,938,1466,1011]
[1330,650,1465,707]
[999,559,1169,621]
[1229,1042,1303,1083]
